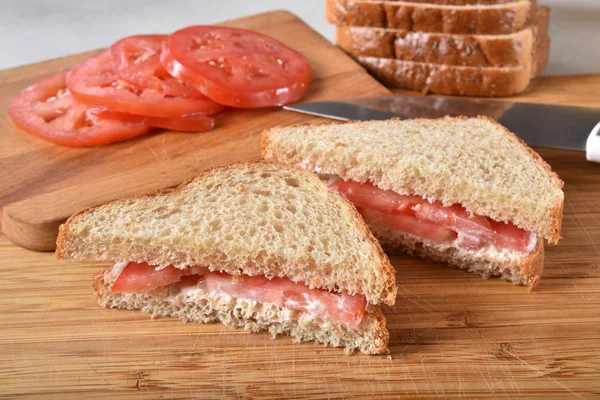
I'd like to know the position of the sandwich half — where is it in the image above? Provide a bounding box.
[262,117,564,287]
[56,162,396,354]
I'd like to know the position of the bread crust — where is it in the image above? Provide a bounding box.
[358,57,534,96]
[326,0,533,35]
[335,6,549,69]
[261,116,563,244]
[93,271,390,355]
[57,160,397,306]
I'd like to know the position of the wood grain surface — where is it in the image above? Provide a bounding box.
[2,10,600,399]
[0,10,390,251]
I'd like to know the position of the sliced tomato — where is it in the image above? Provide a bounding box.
[110,34,205,98]
[66,50,224,118]
[8,70,152,147]
[110,262,367,327]
[89,108,214,132]
[202,272,366,327]
[162,26,312,108]
[112,263,186,293]
[329,180,424,215]
[489,220,532,253]
[415,202,494,240]
[360,208,457,244]
[456,233,483,251]
[331,179,534,253]
[111,262,209,293]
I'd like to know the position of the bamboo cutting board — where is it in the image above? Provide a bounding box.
[0,10,390,252]
[2,10,600,400]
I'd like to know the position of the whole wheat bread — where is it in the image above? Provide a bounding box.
[356,53,546,96]
[261,117,564,244]
[57,161,397,306]
[262,117,563,285]
[336,6,549,68]
[326,0,535,34]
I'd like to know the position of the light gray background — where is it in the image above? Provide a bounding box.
[1,0,599,75]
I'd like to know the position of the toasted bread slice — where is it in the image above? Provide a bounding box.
[93,272,390,355]
[262,117,563,244]
[57,161,396,306]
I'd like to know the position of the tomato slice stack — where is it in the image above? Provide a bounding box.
[162,26,313,108]
[8,70,152,147]
[8,26,312,147]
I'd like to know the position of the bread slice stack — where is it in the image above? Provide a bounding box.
[326,0,550,96]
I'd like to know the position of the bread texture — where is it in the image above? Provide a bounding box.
[261,117,564,244]
[335,6,549,68]
[325,0,533,34]
[359,57,532,96]
[365,214,544,286]
[93,271,389,355]
[57,161,397,306]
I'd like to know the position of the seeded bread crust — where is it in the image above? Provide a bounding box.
[261,117,563,244]
[335,6,549,68]
[325,0,533,35]
[93,272,390,355]
[57,161,397,306]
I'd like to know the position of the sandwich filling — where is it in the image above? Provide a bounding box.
[108,262,368,327]
[329,180,537,254]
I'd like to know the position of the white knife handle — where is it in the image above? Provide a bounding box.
[586,122,600,163]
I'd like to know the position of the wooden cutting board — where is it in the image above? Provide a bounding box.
[2,10,600,400]
[0,10,390,252]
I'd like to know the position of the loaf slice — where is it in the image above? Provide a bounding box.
[261,117,564,244]
[336,6,549,68]
[57,161,397,306]
[326,0,534,34]
[355,25,548,97]
[93,272,390,354]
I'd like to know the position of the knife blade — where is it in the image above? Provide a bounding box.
[283,96,600,162]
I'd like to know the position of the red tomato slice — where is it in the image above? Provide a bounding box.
[162,26,312,108]
[203,272,367,327]
[489,220,532,253]
[66,50,224,118]
[331,180,533,253]
[415,202,494,240]
[8,70,152,147]
[111,263,209,293]
[110,34,206,99]
[330,180,424,214]
[360,208,457,244]
[89,108,214,132]
[112,263,186,293]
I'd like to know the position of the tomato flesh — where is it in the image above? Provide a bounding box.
[8,70,152,147]
[111,263,186,293]
[162,26,312,108]
[90,108,214,132]
[330,180,423,215]
[110,34,206,99]
[66,50,224,118]
[330,180,533,253]
[111,263,367,327]
[202,272,366,327]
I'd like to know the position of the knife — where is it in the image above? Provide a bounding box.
[283,96,600,163]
